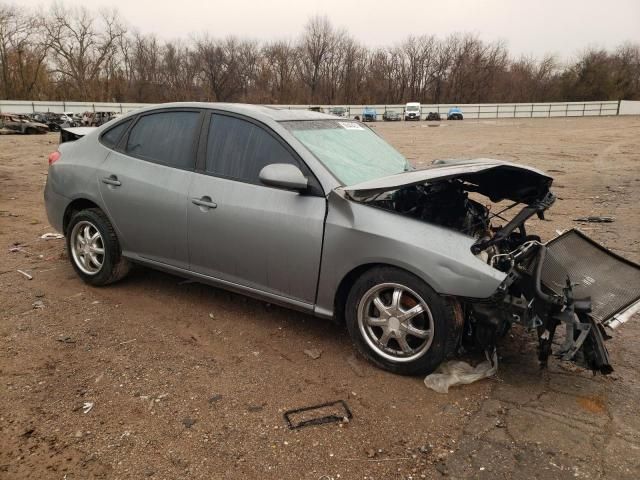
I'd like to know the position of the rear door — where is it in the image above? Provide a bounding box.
[97,109,203,269]
[187,112,326,305]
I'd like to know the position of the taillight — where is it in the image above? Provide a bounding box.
[48,151,61,165]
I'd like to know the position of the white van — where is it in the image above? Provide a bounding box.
[404,102,421,121]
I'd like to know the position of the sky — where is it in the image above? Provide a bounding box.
[20,0,640,60]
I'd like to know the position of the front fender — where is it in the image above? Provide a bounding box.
[314,192,505,318]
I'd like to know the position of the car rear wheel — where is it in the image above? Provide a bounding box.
[66,208,130,286]
[345,266,458,375]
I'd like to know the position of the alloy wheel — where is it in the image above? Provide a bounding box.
[357,283,434,363]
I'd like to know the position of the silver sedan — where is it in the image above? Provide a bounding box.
[45,103,640,375]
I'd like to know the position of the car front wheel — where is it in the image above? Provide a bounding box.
[66,208,130,286]
[345,266,459,375]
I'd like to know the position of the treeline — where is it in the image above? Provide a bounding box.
[1,3,639,104]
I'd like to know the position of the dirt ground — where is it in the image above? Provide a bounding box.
[1,116,639,479]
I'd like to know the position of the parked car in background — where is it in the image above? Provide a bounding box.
[361,107,377,122]
[0,113,49,134]
[82,111,117,127]
[405,102,421,121]
[61,112,79,125]
[30,112,78,131]
[383,110,402,121]
[96,112,117,126]
[328,107,349,118]
[44,102,640,377]
[29,113,61,132]
[426,112,442,121]
[447,107,464,120]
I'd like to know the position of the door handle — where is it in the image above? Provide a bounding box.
[191,196,217,209]
[102,175,121,187]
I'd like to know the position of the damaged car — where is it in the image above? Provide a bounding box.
[44,104,640,376]
[0,113,49,134]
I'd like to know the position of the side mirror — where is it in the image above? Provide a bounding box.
[259,163,308,192]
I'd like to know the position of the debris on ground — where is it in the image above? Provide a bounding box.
[283,400,352,430]
[0,210,19,217]
[57,335,76,344]
[182,417,197,428]
[32,300,45,309]
[17,269,33,280]
[419,444,433,455]
[9,243,27,253]
[40,232,64,239]
[82,402,94,414]
[424,350,498,394]
[247,403,265,412]
[573,215,615,223]
[304,348,322,360]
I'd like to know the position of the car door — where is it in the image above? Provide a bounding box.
[188,112,326,306]
[97,109,203,270]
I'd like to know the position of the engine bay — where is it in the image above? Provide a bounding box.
[373,181,490,238]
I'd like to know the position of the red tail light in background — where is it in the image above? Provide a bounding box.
[48,151,61,165]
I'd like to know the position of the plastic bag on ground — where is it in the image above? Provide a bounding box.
[424,350,498,394]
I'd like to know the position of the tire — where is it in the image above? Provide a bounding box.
[345,266,459,375]
[66,208,130,286]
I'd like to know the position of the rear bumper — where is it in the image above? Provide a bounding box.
[44,179,68,233]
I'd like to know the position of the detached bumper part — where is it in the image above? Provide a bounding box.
[609,300,640,329]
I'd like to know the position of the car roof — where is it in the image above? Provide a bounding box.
[128,102,338,122]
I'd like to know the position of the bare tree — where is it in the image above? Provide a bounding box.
[297,15,334,103]
[44,4,124,100]
[0,4,49,99]
[196,36,256,101]
[262,40,299,103]
[162,40,198,101]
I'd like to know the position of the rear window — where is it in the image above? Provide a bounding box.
[100,119,132,149]
[125,111,200,169]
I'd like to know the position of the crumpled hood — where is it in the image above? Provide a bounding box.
[341,159,553,204]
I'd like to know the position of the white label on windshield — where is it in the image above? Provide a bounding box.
[338,121,364,131]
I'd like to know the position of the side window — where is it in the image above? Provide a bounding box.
[101,119,132,149]
[125,111,200,169]
[206,114,298,183]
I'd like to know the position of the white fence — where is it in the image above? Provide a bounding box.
[0,100,148,115]
[1,99,639,119]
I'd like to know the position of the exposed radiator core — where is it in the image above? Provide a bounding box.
[541,229,640,326]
